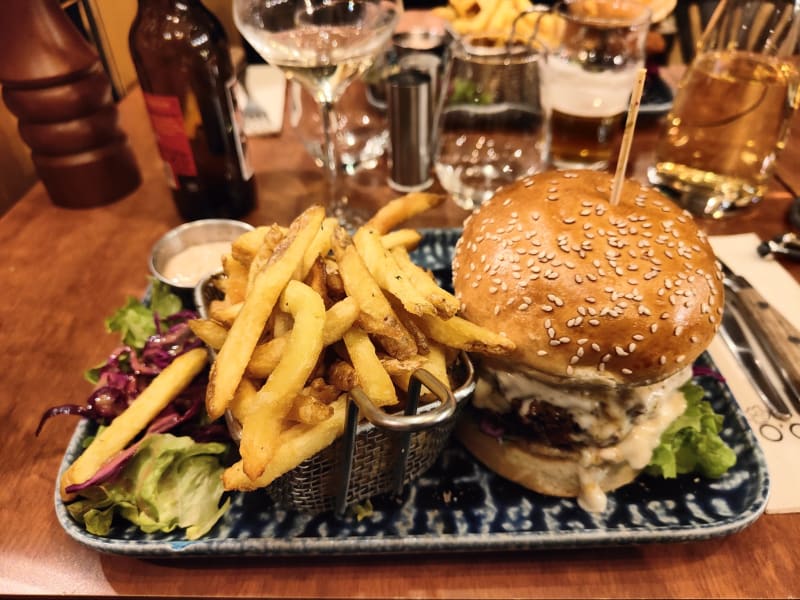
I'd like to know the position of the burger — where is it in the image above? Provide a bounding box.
[452,170,726,512]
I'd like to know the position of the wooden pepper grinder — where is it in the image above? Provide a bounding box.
[0,0,141,208]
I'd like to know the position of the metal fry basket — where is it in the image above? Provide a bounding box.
[195,274,476,516]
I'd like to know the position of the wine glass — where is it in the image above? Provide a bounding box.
[234,0,400,225]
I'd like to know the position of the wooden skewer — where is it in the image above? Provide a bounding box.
[610,67,648,206]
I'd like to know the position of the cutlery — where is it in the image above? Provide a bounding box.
[719,300,792,420]
[719,259,800,414]
[756,232,800,261]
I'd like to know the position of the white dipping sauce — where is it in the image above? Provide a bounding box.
[162,241,231,286]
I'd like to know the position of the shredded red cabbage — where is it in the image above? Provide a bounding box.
[692,364,726,382]
[36,312,207,436]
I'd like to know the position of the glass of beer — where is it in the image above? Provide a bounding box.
[539,0,651,170]
[648,0,800,218]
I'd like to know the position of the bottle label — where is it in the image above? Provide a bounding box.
[227,78,254,181]
[142,92,198,187]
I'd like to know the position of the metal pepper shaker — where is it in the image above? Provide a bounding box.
[386,70,433,192]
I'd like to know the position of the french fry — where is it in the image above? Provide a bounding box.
[60,348,208,501]
[301,217,337,278]
[286,393,334,424]
[380,355,426,380]
[208,299,242,326]
[331,227,418,359]
[246,224,285,295]
[223,396,348,491]
[231,226,270,267]
[238,280,326,479]
[363,192,445,234]
[390,245,460,318]
[206,204,325,420]
[353,226,437,317]
[304,257,329,306]
[343,326,398,407]
[189,318,228,350]
[327,360,358,392]
[413,312,517,355]
[390,343,450,397]
[246,296,359,378]
[221,254,248,304]
[380,228,422,251]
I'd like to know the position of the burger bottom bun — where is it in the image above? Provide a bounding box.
[456,416,640,499]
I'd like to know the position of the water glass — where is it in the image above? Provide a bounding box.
[434,35,546,210]
[539,0,651,170]
[289,79,389,173]
[648,0,800,218]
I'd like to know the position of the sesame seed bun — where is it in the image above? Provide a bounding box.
[452,170,724,387]
[452,170,724,510]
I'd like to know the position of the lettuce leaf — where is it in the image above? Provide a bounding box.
[646,382,736,479]
[105,279,183,349]
[66,433,230,540]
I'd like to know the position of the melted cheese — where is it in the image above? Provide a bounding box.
[472,365,692,513]
[482,366,692,444]
[577,389,688,512]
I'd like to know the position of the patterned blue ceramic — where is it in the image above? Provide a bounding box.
[54,229,769,556]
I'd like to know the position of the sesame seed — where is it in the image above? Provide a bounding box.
[537,350,548,356]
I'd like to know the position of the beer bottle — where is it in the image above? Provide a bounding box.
[129,0,256,221]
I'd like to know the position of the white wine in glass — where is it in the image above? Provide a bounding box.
[234,0,399,224]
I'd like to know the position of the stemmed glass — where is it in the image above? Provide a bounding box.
[234,0,400,224]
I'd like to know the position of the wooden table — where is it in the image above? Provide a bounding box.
[1,82,799,598]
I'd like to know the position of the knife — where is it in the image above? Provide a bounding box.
[719,300,793,420]
[719,259,800,414]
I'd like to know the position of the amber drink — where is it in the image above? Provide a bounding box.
[540,0,651,170]
[650,50,799,217]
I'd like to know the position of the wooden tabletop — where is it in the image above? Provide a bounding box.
[1,80,799,598]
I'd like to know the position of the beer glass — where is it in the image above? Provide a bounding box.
[433,35,546,210]
[648,0,800,218]
[539,0,651,170]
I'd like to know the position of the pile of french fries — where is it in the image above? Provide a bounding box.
[188,194,515,493]
[433,0,564,47]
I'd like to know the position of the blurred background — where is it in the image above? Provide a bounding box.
[0,0,716,215]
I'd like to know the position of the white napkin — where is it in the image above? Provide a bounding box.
[243,65,286,136]
[709,233,800,514]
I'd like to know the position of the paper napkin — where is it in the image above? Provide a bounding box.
[243,64,286,136]
[709,233,800,514]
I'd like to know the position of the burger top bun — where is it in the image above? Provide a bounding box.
[453,170,724,387]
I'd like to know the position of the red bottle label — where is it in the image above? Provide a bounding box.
[142,92,198,185]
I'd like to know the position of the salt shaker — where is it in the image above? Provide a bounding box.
[386,70,433,192]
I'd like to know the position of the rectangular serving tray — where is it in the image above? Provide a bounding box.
[54,229,770,557]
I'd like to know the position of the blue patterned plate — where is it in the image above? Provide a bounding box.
[54,229,769,557]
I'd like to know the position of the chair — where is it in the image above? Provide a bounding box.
[673,0,720,63]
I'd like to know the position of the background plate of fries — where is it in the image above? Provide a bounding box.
[53,224,767,555]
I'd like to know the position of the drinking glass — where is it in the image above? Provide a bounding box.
[234,0,399,224]
[288,79,389,174]
[433,35,546,211]
[648,0,800,219]
[538,0,651,170]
